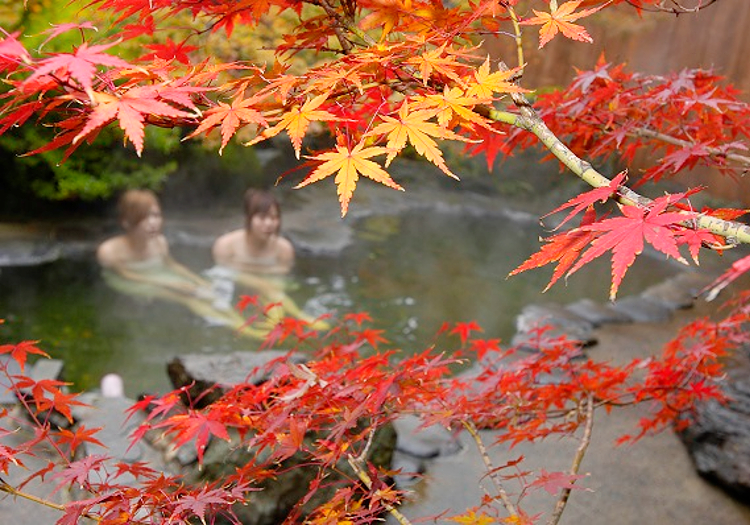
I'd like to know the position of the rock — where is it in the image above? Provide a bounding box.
[71,394,173,491]
[0,355,22,405]
[194,422,397,525]
[514,303,596,347]
[391,450,425,487]
[640,271,711,310]
[166,351,397,524]
[393,414,462,459]
[678,344,750,499]
[612,295,674,323]
[565,298,633,327]
[167,350,307,407]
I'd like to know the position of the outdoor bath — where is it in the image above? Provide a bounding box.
[0,174,682,397]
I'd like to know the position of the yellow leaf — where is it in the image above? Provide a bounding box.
[412,86,490,128]
[369,101,463,178]
[298,143,403,217]
[448,510,496,525]
[466,57,527,100]
[246,93,343,158]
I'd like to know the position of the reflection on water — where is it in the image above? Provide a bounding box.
[0,210,680,397]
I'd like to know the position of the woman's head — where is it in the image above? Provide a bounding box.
[118,189,162,233]
[244,189,281,235]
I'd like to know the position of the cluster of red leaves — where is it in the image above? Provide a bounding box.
[508,172,731,299]
[1,300,740,523]
[502,55,750,184]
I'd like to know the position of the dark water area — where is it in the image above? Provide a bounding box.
[0,207,681,398]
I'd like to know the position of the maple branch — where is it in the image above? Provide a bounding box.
[629,126,750,167]
[313,0,376,52]
[485,89,750,247]
[0,478,67,514]
[507,5,525,77]
[547,393,594,525]
[462,420,520,520]
[0,477,118,524]
[626,0,720,13]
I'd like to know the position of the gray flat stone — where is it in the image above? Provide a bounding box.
[612,295,674,323]
[566,298,634,327]
[515,303,596,345]
[641,271,712,310]
[167,350,307,407]
[0,355,22,404]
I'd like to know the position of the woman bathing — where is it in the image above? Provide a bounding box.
[211,189,327,328]
[96,189,265,339]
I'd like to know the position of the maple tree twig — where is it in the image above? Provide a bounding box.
[626,0,719,13]
[313,0,374,51]
[507,5,525,77]
[0,478,67,514]
[462,420,520,519]
[346,452,413,525]
[547,393,594,525]
[629,126,750,167]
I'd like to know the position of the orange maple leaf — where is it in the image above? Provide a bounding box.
[298,143,404,217]
[359,0,411,41]
[406,43,464,86]
[246,93,344,158]
[368,102,463,178]
[520,0,603,49]
[185,93,268,154]
[411,86,490,128]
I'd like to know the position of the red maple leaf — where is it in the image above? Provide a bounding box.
[527,469,588,495]
[450,321,483,345]
[24,41,132,96]
[509,206,599,292]
[162,411,230,463]
[570,193,694,299]
[545,170,626,229]
[703,253,750,301]
[141,38,198,64]
[0,31,31,70]
[0,340,48,372]
[74,86,195,155]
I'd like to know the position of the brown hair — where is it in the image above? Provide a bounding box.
[118,189,160,228]
[244,189,281,232]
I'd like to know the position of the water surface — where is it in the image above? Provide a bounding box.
[0,209,680,397]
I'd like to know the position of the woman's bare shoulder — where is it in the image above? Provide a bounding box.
[96,235,127,267]
[213,229,244,261]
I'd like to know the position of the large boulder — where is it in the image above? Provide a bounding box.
[167,350,307,407]
[678,343,750,499]
[166,351,397,525]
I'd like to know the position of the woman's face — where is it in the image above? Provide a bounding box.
[129,205,163,238]
[249,207,280,239]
